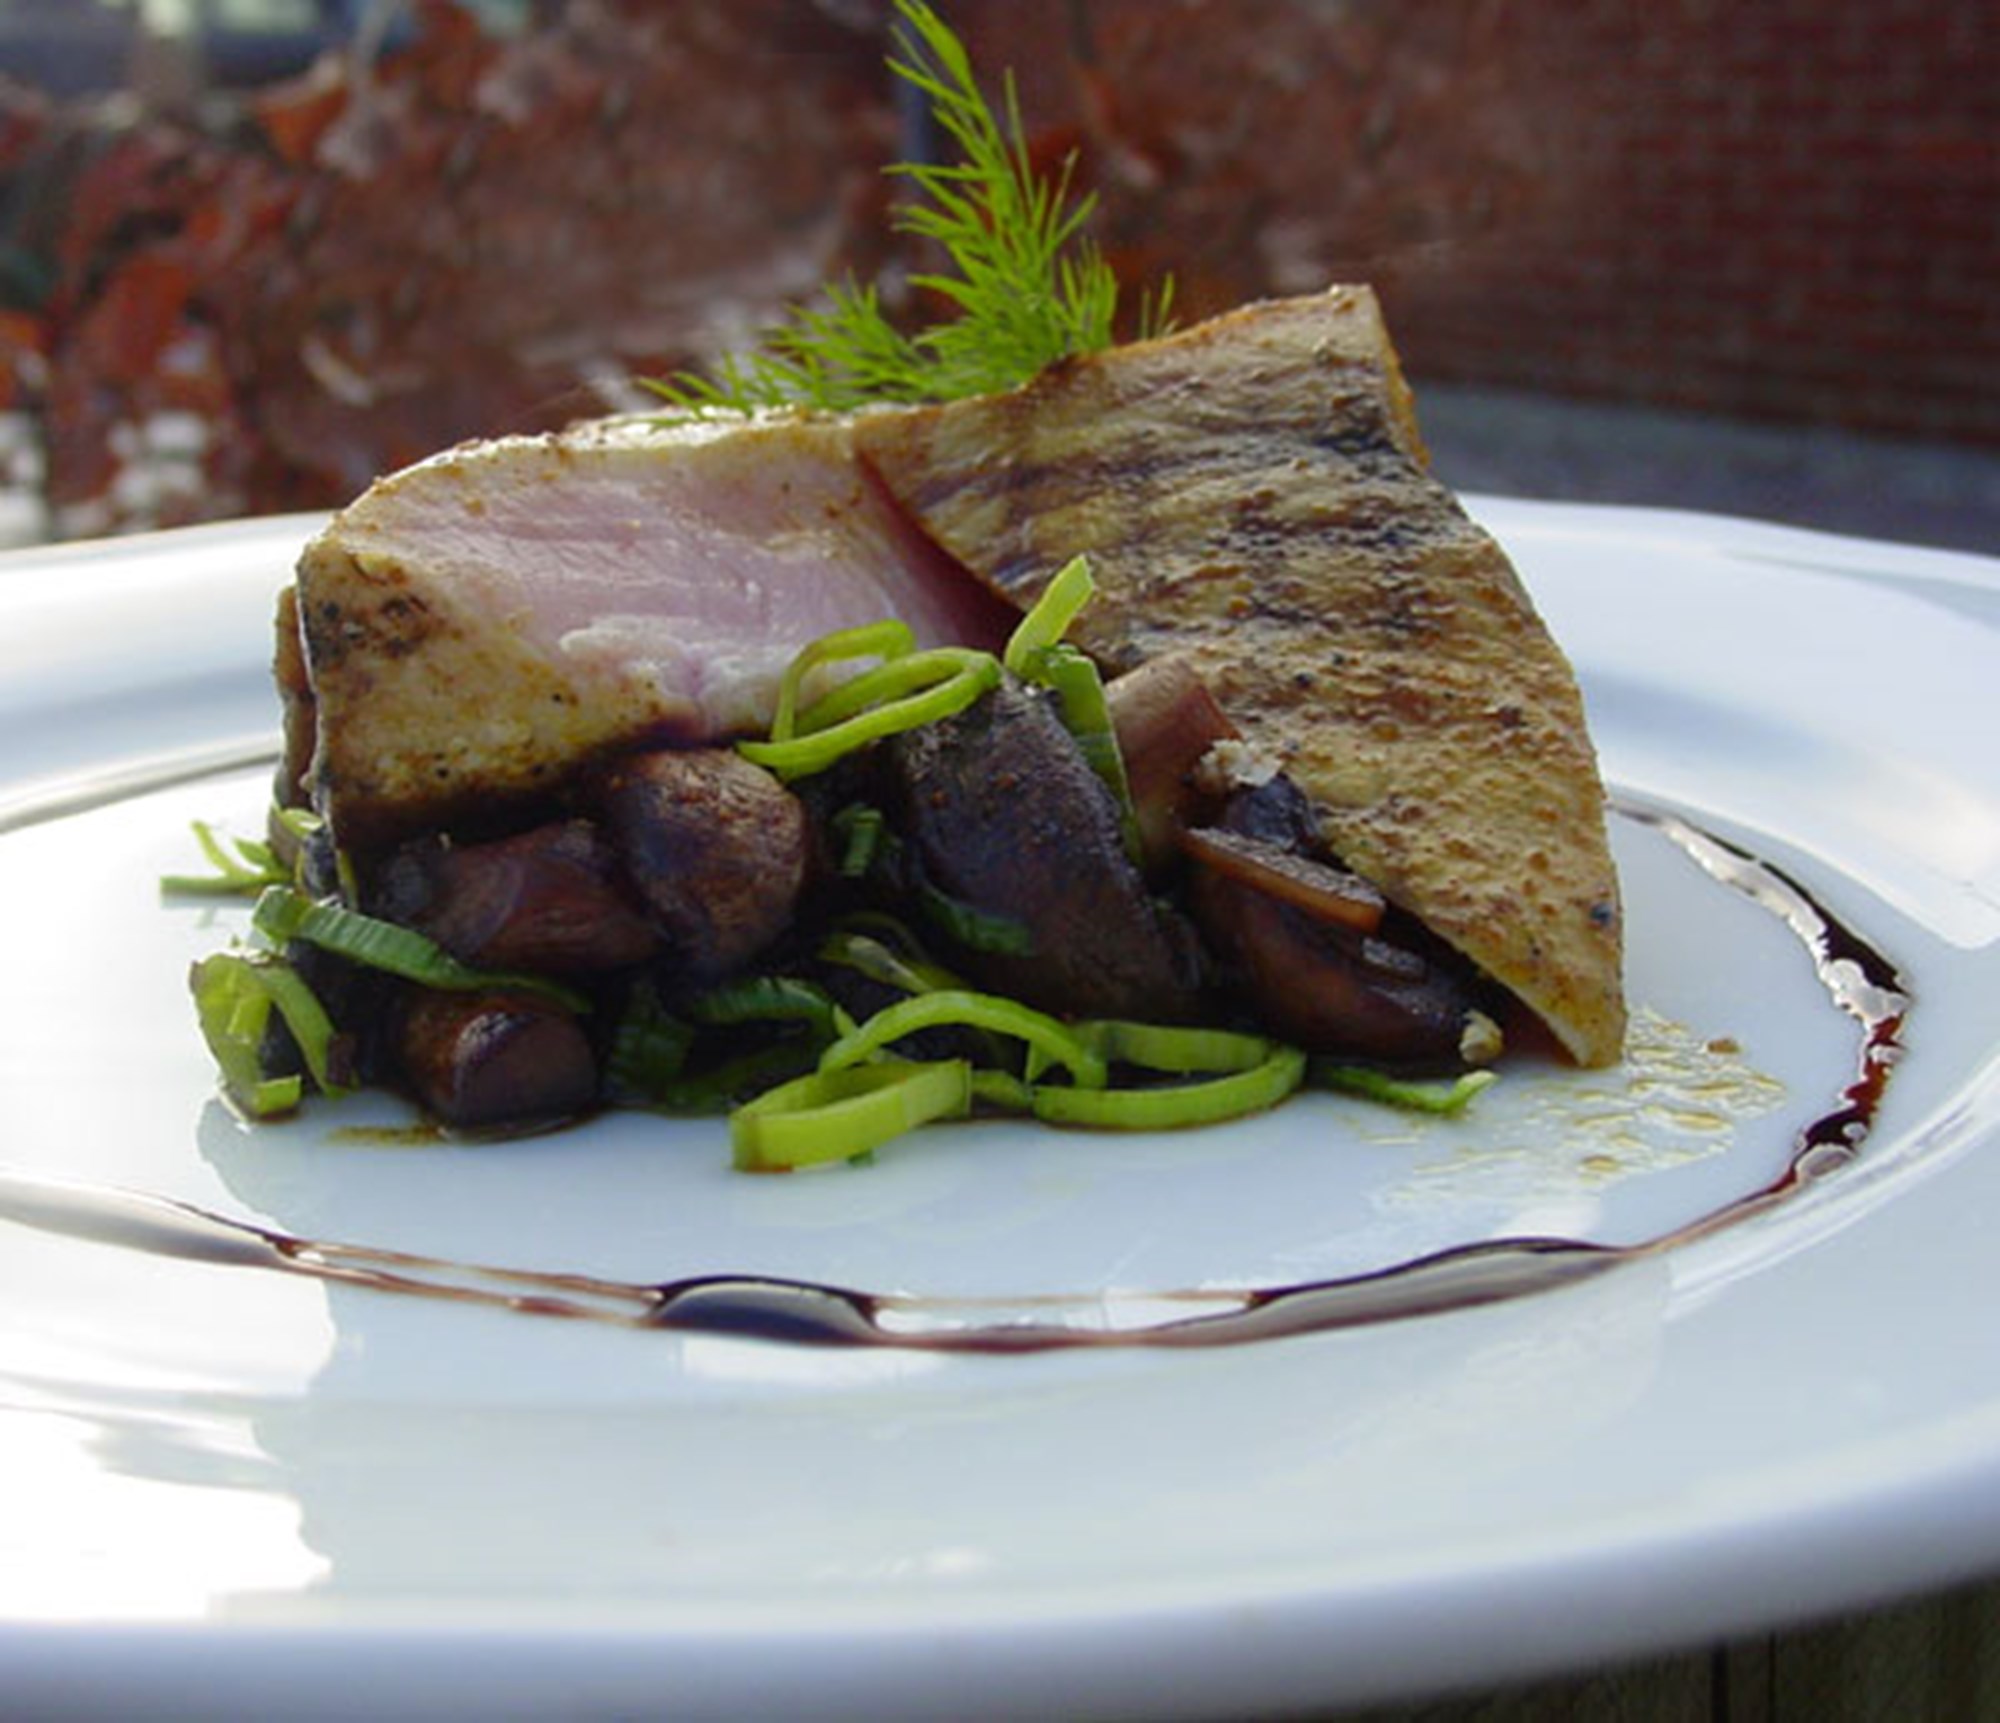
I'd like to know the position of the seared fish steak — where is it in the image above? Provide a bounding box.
[855,287,1625,1066]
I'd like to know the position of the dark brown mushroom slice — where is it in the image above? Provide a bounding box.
[596,747,810,983]
[369,819,661,974]
[395,988,598,1130]
[1177,824,1385,935]
[884,679,1207,1021]
[1188,876,1477,1066]
[1101,654,1238,872]
[1183,774,1482,1066]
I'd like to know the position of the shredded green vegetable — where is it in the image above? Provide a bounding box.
[1002,554,1096,674]
[830,805,888,878]
[189,950,349,1118]
[251,885,589,1013]
[1018,642,1140,858]
[603,978,697,1102]
[686,975,855,1039]
[1032,1045,1307,1131]
[1074,1019,1277,1075]
[768,619,914,744]
[819,921,969,997]
[1025,1019,1306,1131]
[647,1041,831,1114]
[160,820,289,896]
[606,975,857,1112]
[717,991,1335,1165]
[1314,1064,1498,1115]
[818,988,1109,1089]
[915,879,1034,956]
[160,808,331,898]
[738,647,1001,781]
[811,648,999,740]
[732,1060,975,1172]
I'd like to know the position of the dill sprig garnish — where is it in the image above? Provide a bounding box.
[643,0,1171,416]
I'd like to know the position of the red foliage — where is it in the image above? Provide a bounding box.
[30,1,901,530]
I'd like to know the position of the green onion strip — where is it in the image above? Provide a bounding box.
[820,922,968,996]
[160,820,289,897]
[732,1060,974,1172]
[1075,1019,1275,1075]
[1034,1019,1307,1130]
[604,980,697,1101]
[1003,553,1095,674]
[723,988,1330,1168]
[1020,642,1141,859]
[608,976,858,1113]
[830,805,887,878]
[189,950,349,1119]
[1314,1063,1499,1115]
[189,954,298,1118]
[1002,558,1142,855]
[251,885,589,1012]
[738,648,1000,781]
[1033,1044,1306,1130]
[724,988,1102,1171]
[686,975,855,1039]
[818,989,1109,1088]
[768,618,915,744]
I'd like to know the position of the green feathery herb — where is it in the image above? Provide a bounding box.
[643,0,1170,415]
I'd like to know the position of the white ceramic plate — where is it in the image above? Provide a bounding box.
[1,501,1997,1719]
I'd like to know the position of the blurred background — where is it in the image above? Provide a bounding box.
[0,0,1994,552]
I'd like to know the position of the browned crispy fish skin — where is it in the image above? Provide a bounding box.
[855,286,1626,1067]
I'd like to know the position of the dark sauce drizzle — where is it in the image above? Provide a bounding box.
[0,797,1909,1353]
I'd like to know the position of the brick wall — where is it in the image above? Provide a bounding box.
[6,0,1993,533]
[953,0,2000,443]
[1381,0,1999,440]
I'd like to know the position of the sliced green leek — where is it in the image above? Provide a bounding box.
[161,820,289,897]
[1315,1063,1498,1115]
[188,950,348,1118]
[248,956,347,1095]
[1000,555,1139,860]
[251,885,589,1012]
[830,803,888,877]
[603,979,696,1101]
[1002,553,1095,674]
[1017,642,1140,858]
[609,976,853,1111]
[738,648,1001,781]
[916,878,1034,955]
[1033,1045,1306,1130]
[819,922,968,996]
[970,1067,1034,1111]
[648,1040,828,1114]
[1024,1021,1306,1131]
[789,644,971,734]
[686,975,855,1039]
[818,988,1108,1089]
[731,1059,973,1171]
[272,805,325,845]
[768,619,915,743]
[1074,1019,1278,1075]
